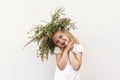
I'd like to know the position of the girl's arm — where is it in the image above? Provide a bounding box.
[69,50,82,71]
[56,40,74,70]
[55,49,69,70]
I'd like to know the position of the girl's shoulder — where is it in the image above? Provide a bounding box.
[73,43,84,53]
[73,43,83,47]
[54,46,61,54]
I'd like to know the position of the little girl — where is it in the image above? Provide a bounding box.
[52,29,83,80]
[24,8,83,80]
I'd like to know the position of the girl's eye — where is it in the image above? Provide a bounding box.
[59,35,62,38]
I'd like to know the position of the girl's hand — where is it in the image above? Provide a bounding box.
[65,40,74,51]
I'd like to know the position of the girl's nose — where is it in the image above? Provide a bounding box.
[59,39,64,44]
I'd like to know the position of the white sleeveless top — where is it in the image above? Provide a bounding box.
[54,44,84,80]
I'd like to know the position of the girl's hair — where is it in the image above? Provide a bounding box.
[55,28,80,44]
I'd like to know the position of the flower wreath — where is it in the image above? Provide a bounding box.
[24,7,77,61]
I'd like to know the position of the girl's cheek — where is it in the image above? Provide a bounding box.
[58,44,61,47]
[56,43,59,47]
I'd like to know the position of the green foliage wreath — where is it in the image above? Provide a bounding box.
[24,7,77,61]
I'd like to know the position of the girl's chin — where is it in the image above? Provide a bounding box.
[64,43,68,48]
[61,45,67,48]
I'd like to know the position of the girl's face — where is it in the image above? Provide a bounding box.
[52,31,70,48]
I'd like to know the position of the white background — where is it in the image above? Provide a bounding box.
[0,0,120,80]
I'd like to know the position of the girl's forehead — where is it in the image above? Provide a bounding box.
[53,31,62,38]
[54,31,62,36]
[57,31,62,34]
[52,31,62,40]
